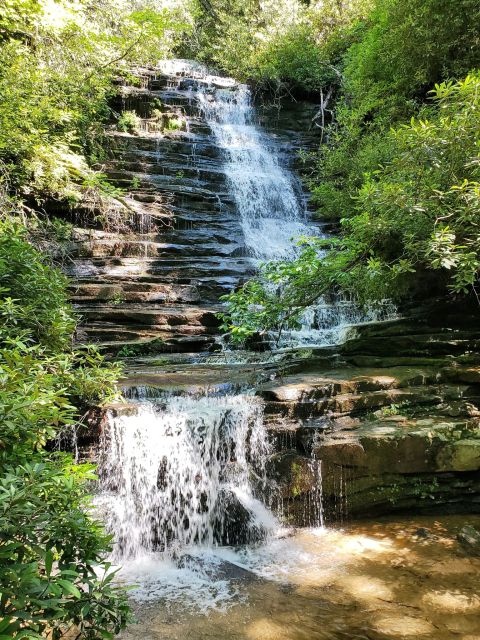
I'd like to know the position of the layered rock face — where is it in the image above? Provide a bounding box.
[261,316,480,522]
[70,64,480,526]
[66,65,317,354]
[67,71,244,352]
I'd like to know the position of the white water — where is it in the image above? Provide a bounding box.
[276,297,398,348]
[197,84,318,262]
[96,395,277,560]
[191,71,396,345]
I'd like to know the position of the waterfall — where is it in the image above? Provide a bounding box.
[96,395,277,560]
[195,81,395,343]
[197,85,318,262]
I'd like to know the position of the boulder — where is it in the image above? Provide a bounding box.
[267,450,318,499]
[212,489,267,546]
[436,438,480,472]
[457,525,480,555]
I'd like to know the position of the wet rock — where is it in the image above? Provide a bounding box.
[457,525,480,555]
[212,490,267,546]
[316,438,367,468]
[267,451,318,499]
[297,417,334,454]
[444,366,480,384]
[413,527,431,539]
[177,554,261,583]
[178,78,199,91]
[436,438,480,472]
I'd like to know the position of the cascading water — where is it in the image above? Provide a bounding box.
[191,71,395,346]
[96,395,277,561]
[197,85,317,262]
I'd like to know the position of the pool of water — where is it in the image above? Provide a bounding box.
[118,514,480,640]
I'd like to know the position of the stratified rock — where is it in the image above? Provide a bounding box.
[267,450,317,499]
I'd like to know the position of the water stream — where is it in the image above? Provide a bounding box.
[195,74,395,346]
[197,84,315,262]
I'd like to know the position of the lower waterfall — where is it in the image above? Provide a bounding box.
[96,394,279,561]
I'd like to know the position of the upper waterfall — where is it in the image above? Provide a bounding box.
[157,59,320,262]
[196,85,319,261]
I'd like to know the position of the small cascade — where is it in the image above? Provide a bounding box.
[96,394,278,560]
[276,297,398,348]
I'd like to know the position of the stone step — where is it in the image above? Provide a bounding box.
[115,150,222,169]
[263,383,477,419]
[105,169,226,191]
[71,227,241,249]
[258,367,441,403]
[170,207,239,226]
[71,272,240,286]
[107,158,225,181]
[104,174,233,208]
[70,275,238,304]
[65,257,254,280]
[343,333,480,358]
[81,321,217,339]
[110,135,221,159]
[71,238,244,259]
[127,193,236,217]
[69,281,201,304]
[78,330,218,353]
[76,303,222,329]
[105,159,226,183]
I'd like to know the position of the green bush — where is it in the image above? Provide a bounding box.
[0,222,75,350]
[314,0,480,220]
[0,222,129,639]
[117,110,140,134]
[0,0,191,206]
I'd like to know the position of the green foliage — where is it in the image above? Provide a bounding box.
[314,0,480,220]
[219,236,346,341]
[117,110,140,134]
[0,221,128,639]
[351,74,480,297]
[191,0,372,92]
[165,116,186,131]
[220,0,480,342]
[0,3,202,637]
[0,459,131,640]
[0,222,75,350]
[0,0,192,207]
[222,73,480,341]
[116,337,165,358]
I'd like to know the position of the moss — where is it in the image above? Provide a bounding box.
[115,338,165,359]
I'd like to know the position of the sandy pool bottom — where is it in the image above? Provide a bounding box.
[118,515,480,640]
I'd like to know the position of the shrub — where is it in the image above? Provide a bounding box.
[0,221,75,350]
[117,110,140,134]
[0,221,129,639]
